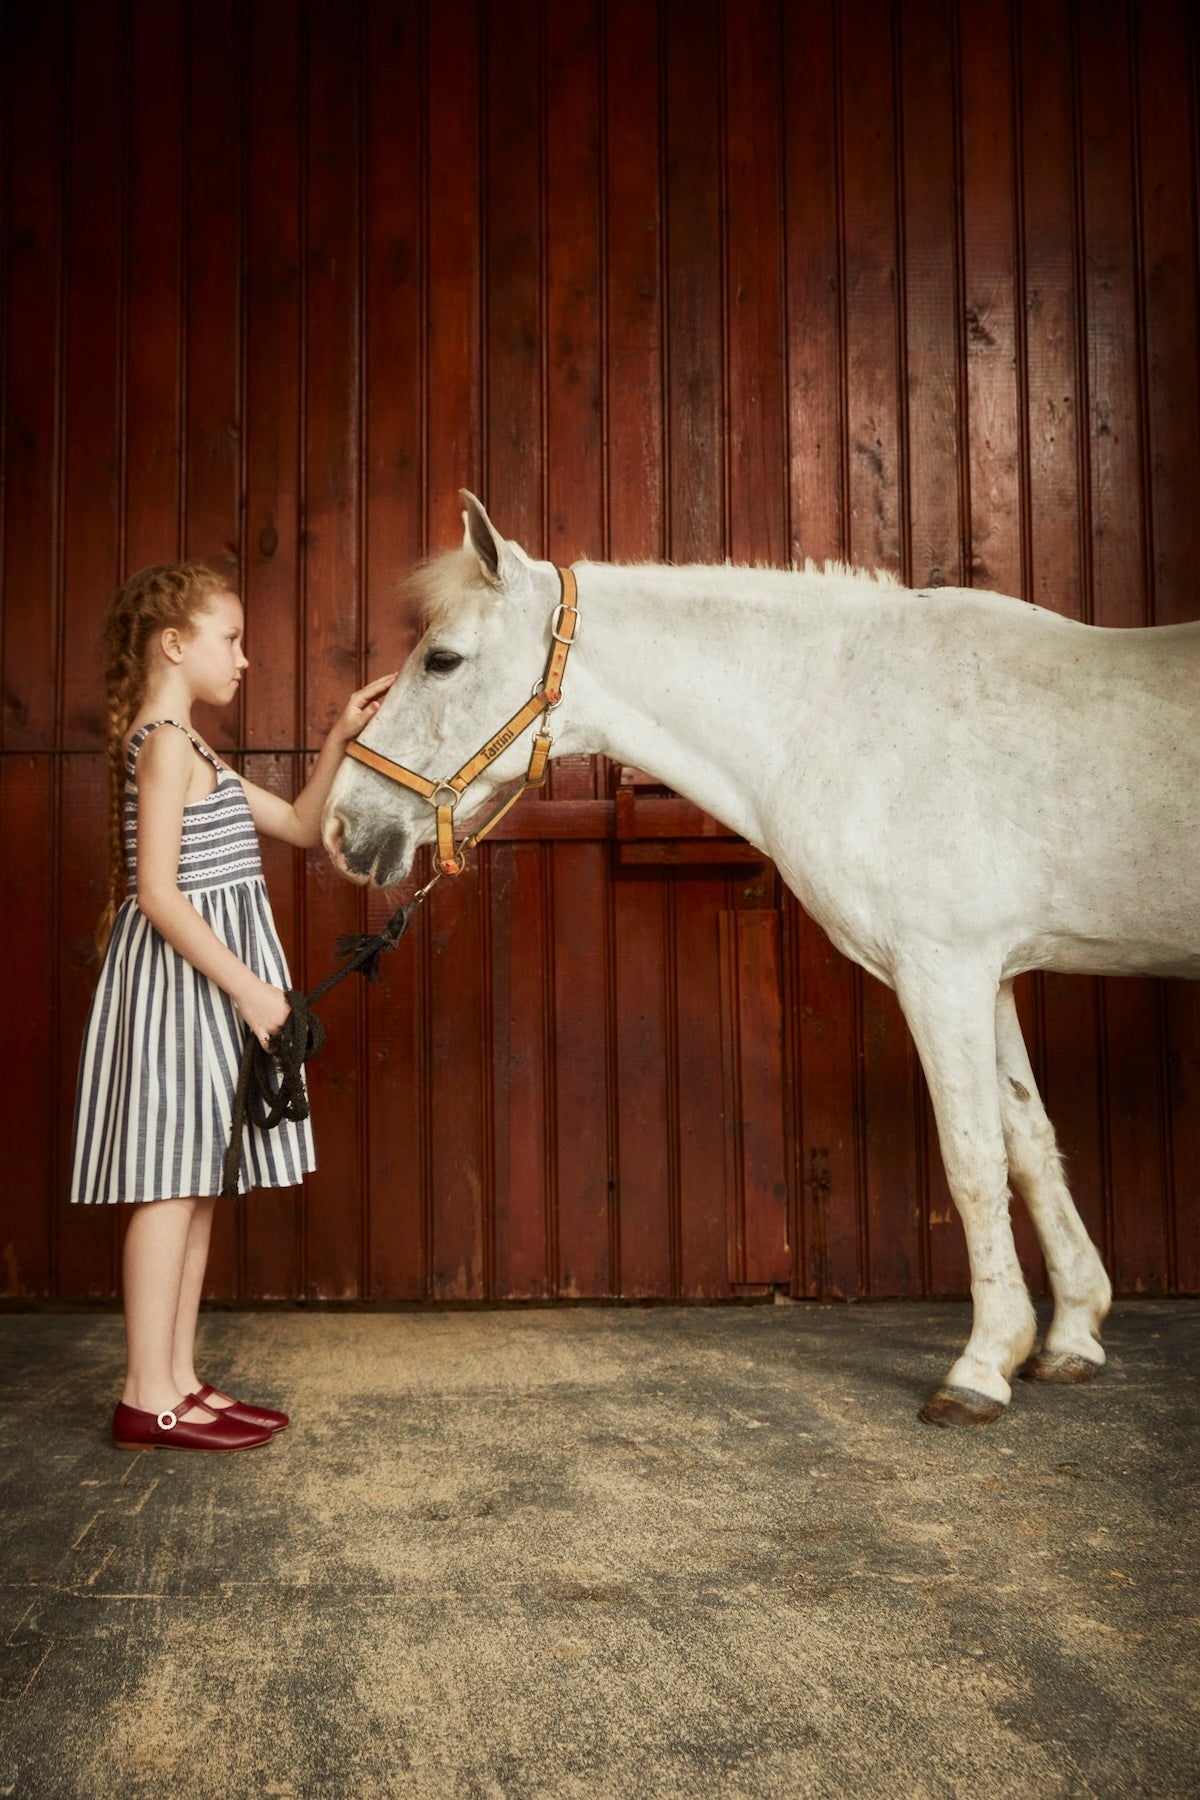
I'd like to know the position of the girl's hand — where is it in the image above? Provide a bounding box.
[334,673,398,745]
[238,977,293,1051]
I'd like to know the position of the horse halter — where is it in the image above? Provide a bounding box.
[343,566,580,876]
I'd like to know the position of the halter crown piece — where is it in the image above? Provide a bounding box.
[343,566,580,875]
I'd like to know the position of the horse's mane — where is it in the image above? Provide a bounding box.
[410,545,902,631]
[798,556,901,588]
[410,548,486,633]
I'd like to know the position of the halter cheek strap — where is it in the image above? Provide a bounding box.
[343,566,580,874]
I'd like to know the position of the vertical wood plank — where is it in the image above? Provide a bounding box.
[899,0,962,590]
[489,844,550,1296]
[1017,0,1108,1290]
[664,0,724,562]
[604,0,664,561]
[238,5,305,1297]
[550,844,612,1296]
[426,0,483,540]
[484,0,543,545]
[243,0,302,754]
[544,0,603,805]
[782,0,842,565]
[613,875,672,1296]
[545,0,602,562]
[719,911,789,1288]
[1135,0,1200,1289]
[480,0,545,1294]
[300,1,365,1297]
[1079,0,1167,1295]
[960,0,1022,594]
[362,0,427,1298]
[124,0,185,572]
[427,868,487,1299]
[724,0,786,565]
[183,0,242,614]
[599,0,666,1294]
[840,0,902,575]
[781,4,854,1300]
[674,877,730,1297]
[59,2,123,749]
[794,909,861,1298]
[1,761,56,1295]
[839,0,922,1295]
[54,756,118,1298]
[897,0,966,1297]
[958,3,1043,1291]
[2,1,65,754]
[420,0,485,1296]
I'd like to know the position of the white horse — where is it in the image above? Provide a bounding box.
[323,492,1200,1428]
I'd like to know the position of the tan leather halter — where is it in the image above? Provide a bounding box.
[343,566,580,875]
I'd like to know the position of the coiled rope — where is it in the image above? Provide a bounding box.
[219,890,425,1201]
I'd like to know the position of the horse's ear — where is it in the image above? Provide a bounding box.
[459,489,515,588]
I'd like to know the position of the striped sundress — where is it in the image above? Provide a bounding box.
[69,720,316,1204]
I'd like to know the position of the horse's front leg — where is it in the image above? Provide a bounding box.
[896,959,1037,1427]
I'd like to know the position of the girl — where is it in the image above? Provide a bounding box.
[71,562,394,1453]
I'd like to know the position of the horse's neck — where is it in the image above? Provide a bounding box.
[565,562,846,846]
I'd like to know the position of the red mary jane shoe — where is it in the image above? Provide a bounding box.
[196,1384,289,1432]
[112,1393,274,1453]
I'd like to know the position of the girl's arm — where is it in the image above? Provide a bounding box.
[134,726,291,1047]
[239,673,397,847]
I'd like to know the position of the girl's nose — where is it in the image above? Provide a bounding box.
[237,647,249,670]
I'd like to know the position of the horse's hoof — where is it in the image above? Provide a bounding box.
[1020,1351,1103,1384]
[919,1386,1007,1429]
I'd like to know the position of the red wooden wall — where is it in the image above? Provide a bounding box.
[2,0,1197,1303]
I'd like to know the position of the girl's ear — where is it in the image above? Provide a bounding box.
[159,626,186,666]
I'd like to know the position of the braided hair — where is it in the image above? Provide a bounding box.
[95,563,231,956]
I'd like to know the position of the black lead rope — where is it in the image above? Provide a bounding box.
[220,896,419,1201]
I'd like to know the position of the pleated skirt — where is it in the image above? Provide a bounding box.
[69,878,317,1204]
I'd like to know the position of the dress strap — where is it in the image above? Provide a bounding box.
[126,719,225,778]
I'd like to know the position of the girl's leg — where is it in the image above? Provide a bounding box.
[169,1195,235,1406]
[121,1198,218,1422]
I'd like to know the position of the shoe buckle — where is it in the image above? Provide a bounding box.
[157,1410,177,1431]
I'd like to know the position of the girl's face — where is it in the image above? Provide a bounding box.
[178,591,248,704]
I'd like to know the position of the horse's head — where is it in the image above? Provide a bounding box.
[323,492,562,887]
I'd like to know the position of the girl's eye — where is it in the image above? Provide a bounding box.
[424,648,463,675]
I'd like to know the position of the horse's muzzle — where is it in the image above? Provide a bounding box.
[323,809,411,889]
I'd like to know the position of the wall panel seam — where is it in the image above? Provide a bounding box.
[892,0,911,584]
[1011,0,1032,604]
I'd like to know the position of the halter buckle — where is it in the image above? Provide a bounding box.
[551,602,580,645]
[427,782,461,812]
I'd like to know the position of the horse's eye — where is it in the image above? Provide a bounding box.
[423,648,463,676]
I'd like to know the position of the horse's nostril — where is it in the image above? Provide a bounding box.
[326,812,345,853]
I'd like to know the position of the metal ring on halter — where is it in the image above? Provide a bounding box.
[551,603,580,645]
[532,679,564,710]
[427,781,462,811]
[438,850,468,876]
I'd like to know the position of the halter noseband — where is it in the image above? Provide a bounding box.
[343,566,580,875]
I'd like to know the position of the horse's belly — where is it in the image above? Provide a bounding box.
[1008,934,1200,981]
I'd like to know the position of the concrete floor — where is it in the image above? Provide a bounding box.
[1,1300,1198,1799]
